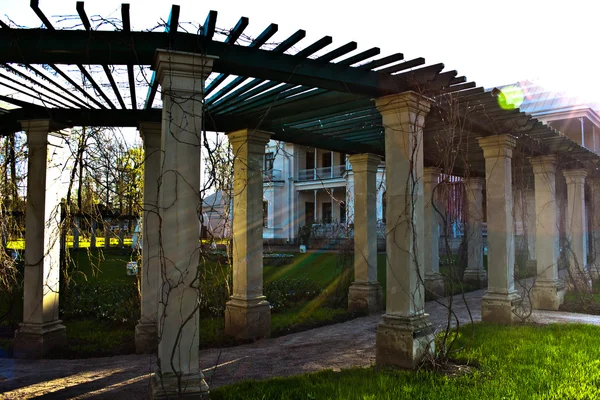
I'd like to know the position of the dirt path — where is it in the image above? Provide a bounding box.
[1,288,599,399]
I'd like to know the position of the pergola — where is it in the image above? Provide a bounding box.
[1,1,599,398]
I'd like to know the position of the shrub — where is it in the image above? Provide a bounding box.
[264,278,322,311]
[60,280,139,323]
[263,253,295,267]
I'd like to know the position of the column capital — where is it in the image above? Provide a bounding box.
[19,119,51,145]
[530,155,557,174]
[465,177,485,191]
[477,134,516,159]
[138,122,161,148]
[348,153,381,174]
[563,169,587,183]
[227,129,273,152]
[423,167,442,184]
[153,50,216,93]
[374,91,432,117]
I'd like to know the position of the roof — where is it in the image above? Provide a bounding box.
[0,2,598,176]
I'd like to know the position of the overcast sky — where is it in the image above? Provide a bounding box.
[3,0,598,106]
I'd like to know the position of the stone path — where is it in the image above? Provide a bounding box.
[1,288,600,399]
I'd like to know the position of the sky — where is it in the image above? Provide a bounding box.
[2,0,598,107]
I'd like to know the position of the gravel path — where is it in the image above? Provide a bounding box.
[1,288,599,399]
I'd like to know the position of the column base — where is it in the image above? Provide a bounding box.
[375,313,435,368]
[481,292,522,324]
[424,273,445,299]
[566,270,593,293]
[13,320,67,359]
[135,319,157,354]
[224,296,271,340]
[348,281,382,314]
[532,279,566,311]
[463,268,487,288]
[150,370,209,399]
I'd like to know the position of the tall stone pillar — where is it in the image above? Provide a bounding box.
[423,167,444,297]
[347,153,382,314]
[151,50,214,399]
[563,169,590,288]
[374,91,434,368]
[463,178,487,286]
[478,135,521,324]
[225,129,272,340]
[589,178,600,278]
[530,155,565,310]
[525,189,537,267]
[135,122,161,354]
[13,120,67,358]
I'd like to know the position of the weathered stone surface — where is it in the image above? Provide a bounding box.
[425,273,445,299]
[225,297,271,340]
[134,320,157,354]
[348,282,382,314]
[150,370,209,399]
[532,280,565,311]
[375,314,434,368]
[481,292,522,324]
[13,320,67,359]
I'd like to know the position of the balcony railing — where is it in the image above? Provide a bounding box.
[263,169,283,181]
[297,165,346,181]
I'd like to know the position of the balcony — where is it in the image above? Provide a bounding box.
[297,165,345,181]
[263,169,283,181]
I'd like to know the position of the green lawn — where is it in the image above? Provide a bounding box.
[66,248,139,283]
[212,323,600,400]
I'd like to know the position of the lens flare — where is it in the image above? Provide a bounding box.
[497,85,524,110]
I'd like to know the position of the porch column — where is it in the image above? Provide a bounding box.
[151,50,214,398]
[589,177,600,277]
[135,122,161,354]
[13,120,67,358]
[423,167,444,297]
[563,169,591,289]
[478,134,521,324]
[225,129,272,339]
[530,155,565,310]
[463,178,487,286]
[525,189,537,268]
[347,153,382,314]
[374,91,434,368]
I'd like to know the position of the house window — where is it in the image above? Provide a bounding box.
[305,202,315,224]
[340,201,346,223]
[306,151,315,170]
[264,152,275,171]
[263,201,269,227]
[322,152,332,168]
[322,202,332,224]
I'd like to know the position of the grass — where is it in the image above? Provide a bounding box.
[66,247,139,283]
[561,280,600,315]
[212,323,600,400]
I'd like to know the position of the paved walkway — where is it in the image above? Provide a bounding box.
[1,288,599,399]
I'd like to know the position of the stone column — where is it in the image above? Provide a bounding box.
[13,120,67,358]
[463,178,487,286]
[525,189,537,268]
[478,135,521,324]
[225,129,272,340]
[347,153,382,314]
[374,91,434,368]
[530,155,565,310]
[589,178,600,278]
[151,50,214,398]
[423,167,444,297]
[563,169,590,289]
[135,122,161,354]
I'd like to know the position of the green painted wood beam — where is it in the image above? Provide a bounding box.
[0,29,443,96]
